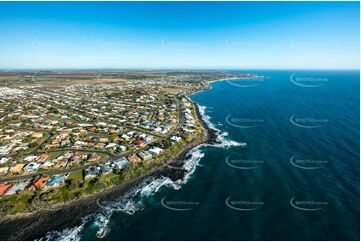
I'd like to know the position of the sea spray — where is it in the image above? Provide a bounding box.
[93,145,207,239]
[42,143,207,240]
[197,105,247,148]
[41,216,89,241]
[43,104,245,241]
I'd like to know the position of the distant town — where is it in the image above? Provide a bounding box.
[0,70,259,215]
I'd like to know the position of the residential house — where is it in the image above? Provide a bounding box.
[95,143,106,149]
[113,158,129,169]
[31,132,43,138]
[0,183,12,196]
[171,136,182,142]
[0,167,9,175]
[37,153,49,163]
[133,139,144,146]
[60,139,70,147]
[121,134,130,140]
[41,161,54,169]
[148,147,164,158]
[127,131,136,136]
[74,141,87,147]
[84,166,100,179]
[96,122,107,127]
[23,162,41,173]
[24,155,38,162]
[144,135,153,143]
[99,137,109,143]
[6,179,31,195]
[44,143,58,149]
[105,143,118,149]
[63,152,73,159]
[54,159,68,168]
[27,176,49,190]
[10,164,25,175]
[0,144,13,156]
[138,151,152,161]
[99,164,112,174]
[0,157,9,164]
[127,154,141,163]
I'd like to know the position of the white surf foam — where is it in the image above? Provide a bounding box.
[41,216,89,241]
[42,146,206,241]
[182,145,205,183]
[197,105,247,149]
[91,176,182,239]
[42,104,241,241]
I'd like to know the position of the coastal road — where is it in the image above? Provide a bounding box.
[0,98,186,183]
[33,148,116,158]
[0,144,153,183]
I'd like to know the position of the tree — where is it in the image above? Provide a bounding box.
[89,178,99,187]
[29,142,39,148]
[164,139,172,149]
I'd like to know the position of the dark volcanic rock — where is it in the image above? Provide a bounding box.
[0,98,213,241]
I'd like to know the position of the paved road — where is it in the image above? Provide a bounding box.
[0,99,185,183]
[33,148,116,158]
[0,144,153,183]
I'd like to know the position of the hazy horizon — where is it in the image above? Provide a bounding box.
[0,68,360,72]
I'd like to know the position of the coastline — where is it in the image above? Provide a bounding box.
[208,74,266,84]
[0,88,218,241]
[191,74,266,95]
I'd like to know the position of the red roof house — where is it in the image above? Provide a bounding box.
[0,183,12,196]
[27,176,49,190]
[133,139,144,146]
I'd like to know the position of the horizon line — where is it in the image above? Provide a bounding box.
[0,68,359,72]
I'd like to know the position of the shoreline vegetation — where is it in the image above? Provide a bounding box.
[0,81,219,241]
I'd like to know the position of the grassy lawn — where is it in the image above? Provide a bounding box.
[0,192,35,215]
[67,171,83,181]
[47,151,63,160]
[0,117,202,216]
[98,153,110,162]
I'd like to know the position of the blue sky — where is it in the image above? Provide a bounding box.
[0,1,359,69]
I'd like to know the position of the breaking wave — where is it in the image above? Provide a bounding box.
[42,141,205,241]
[41,216,89,241]
[197,105,247,148]
[42,104,242,241]
[182,145,205,183]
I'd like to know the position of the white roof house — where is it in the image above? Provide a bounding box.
[84,166,100,179]
[24,155,38,162]
[148,147,163,157]
[105,143,118,149]
[113,158,129,169]
[171,136,182,142]
[23,162,41,173]
[0,157,10,164]
[0,167,9,175]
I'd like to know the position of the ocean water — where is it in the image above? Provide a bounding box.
[44,70,359,241]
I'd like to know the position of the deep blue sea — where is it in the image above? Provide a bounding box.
[46,70,360,241]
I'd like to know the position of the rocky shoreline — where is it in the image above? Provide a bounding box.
[0,97,218,241]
